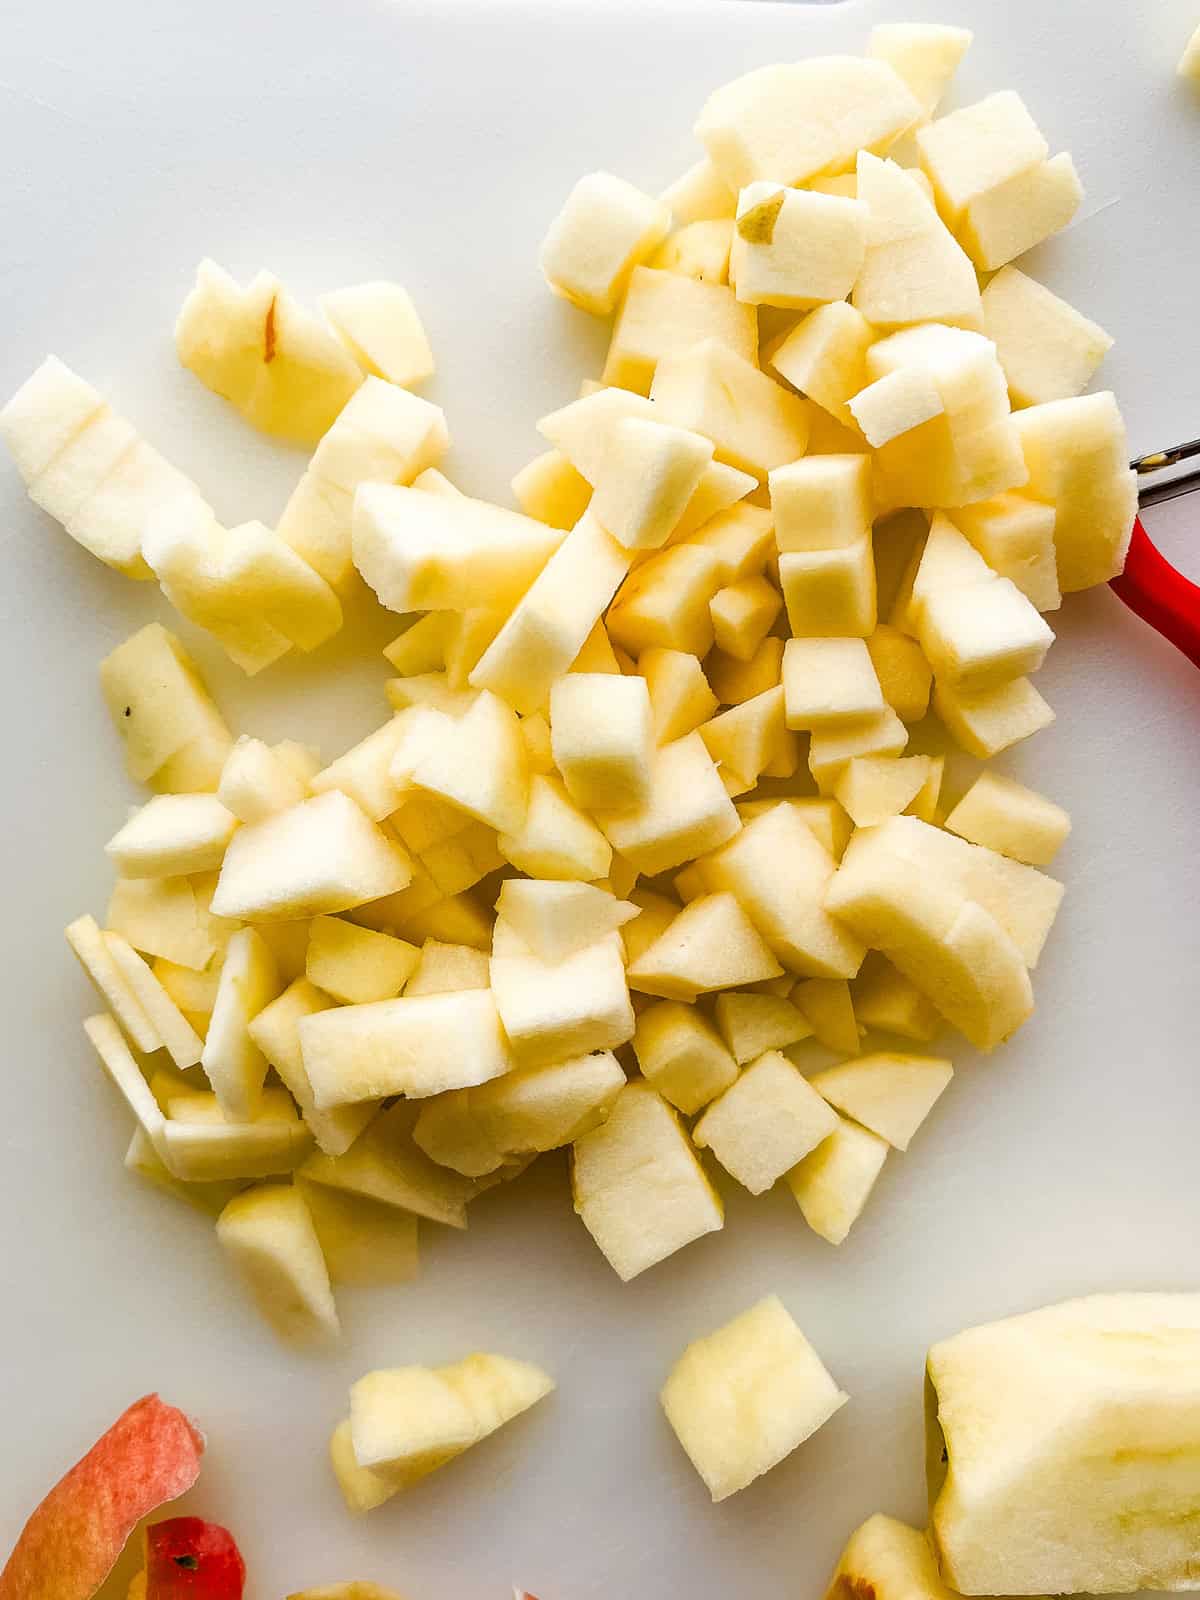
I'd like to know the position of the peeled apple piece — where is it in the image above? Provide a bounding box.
[926,1293,1200,1596]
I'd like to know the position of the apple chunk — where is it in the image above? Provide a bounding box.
[216,1181,339,1345]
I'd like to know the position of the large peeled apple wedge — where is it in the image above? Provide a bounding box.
[926,1293,1200,1596]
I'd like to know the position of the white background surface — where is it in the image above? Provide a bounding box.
[1,2,1199,1597]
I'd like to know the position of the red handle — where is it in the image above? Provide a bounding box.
[1109,516,1200,669]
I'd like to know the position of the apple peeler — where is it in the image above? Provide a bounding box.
[1110,439,1200,669]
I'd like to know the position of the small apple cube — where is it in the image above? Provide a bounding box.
[100,622,232,790]
[708,636,784,705]
[571,1081,723,1280]
[981,266,1112,409]
[681,502,775,582]
[305,917,418,1005]
[788,1115,889,1245]
[808,708,909,794]
[216,1181,339,1345]
[592,417,714,551]
[849,367,945,448]
[498,774,612,881]
[211,790,411,921]
[852,954,941,1043]
[694,1050,839,1195]
[296,1180,419,1288]
[850,156,982,334]
[767,302,875,428]
[835,754,934,828]
[661,158,737,223]
[865,626,932,723]
[607,545,723,658]
[106,874,222,973]
[219,737,307,823]
[329,1420,403,1514]
[300,1103,479,1227]
[952,493,1061,612]
[868,24,972,119]
[792,977,861,1054]
[404,939,491,996]
[275,473,356,592]
[670,459,757,540]
[512,448,593,532]
[695,57,920,189]
[308,379,447,497]
[603,267,757,395]
[495,880,638,964]
[649,218,733,283]
[490,923,634,1067]
[780,537,876,638]
[709,576,781,662]
[549,673,653,813]
[408,691,528,834]
[0,353,106,482]
[713,991,812,1063]
[958,153,1083,272]
[627,891,781,1001]
[247,979,373,1157]
[650,340,810,479]
[539,172,671,316]
[632,999,738,1114]
[641,648,719,743]
[594,731,739,878]
[916,92,1049,222]
[105,794,238,880]
[810,1051,953,1151]
[537,386,658,486]
[660,1294,848,1501]
[769,455,872,554]
[934,673,1055,758]
[731,184,866,309]
[782,637,884,731]
[944,771,1071,865]
[320,280,434,389]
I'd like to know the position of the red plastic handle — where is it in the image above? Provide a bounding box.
[1109,516,1200,669]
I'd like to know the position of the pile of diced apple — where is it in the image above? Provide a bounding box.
[1,20,1131,1348]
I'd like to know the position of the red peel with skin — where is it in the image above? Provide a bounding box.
[145,1518,245,1600]
[0,1395,204,1600]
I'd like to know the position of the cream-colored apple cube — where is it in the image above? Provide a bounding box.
[537,386,658,486]
[105,794,237,880]
[300,1103,480,1226]
[934,673,1055,758]
[211,790,411,921]
[549,673,653,813]
[952,494,1061,612]
[498,773,612,881]
[490,924,634,1068]
[835,755,934,828]
[696,57,920,189]
[353,484,561,613]
[780,537,876,638]
[105,877,219,973]
[851,155,983,333]
[216,1182,339,1344]
[981,266,1112,409]
[299,987,514,1107]
[916,91,1049,221]
[571,1081,723,1280]
[176,260,363,444]
[539,172,671,316]
[650,340,810,479]
[919,572,1053,689]
[603,267,757,395]
[67,916,162,1055]
[713,991,812,1063]
[0,354,106,482]
[661,158,738,223]
[670,460,758,541]
[64,434,212,579]
[219,737,307,823]
[591,417,714,550]
[694,1050,839,1195]
[702,802,865,979]
[849,367,945,448]
[511,449,592,532]
[767,302,875,428]
[865,626,933,723]
[1013,391,1136,592]
[104,935,203,1070]
[404,939,491,997]
[649,219,733,284]
[958,152,1083,272]
[100,623,232,790]
[709,575,795,664]
[852,954,941,1043]
[309,379,447,496]
[201,927,282,1122]
[320,281,434,389]
[945,771,1071,865]
[627,891,781,1001]
[409,691,528,835]
[607,545,723,658]
[594,731,739,877]
[810,1051,952,1151]
[274,474,356,593]
[494,880,638,965]
[660,1294,848,1501]
[632,1000,738,1113]
[788,1115,889,1245]
[296,1180,419,1288]
[868,24,972,120]
[247,979,374,1157]
[469,514,631,714]
[769,454,872,553]
[708,636,784,706]
[329,1419,404,1513]
[310,717,413,822]
[782,637,884,731]
[731,184,866,310]
[640,648,719,743]
[305,917,418,1005]
[793,977,861,1054]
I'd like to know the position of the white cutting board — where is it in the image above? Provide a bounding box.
[2,1,1199,1596]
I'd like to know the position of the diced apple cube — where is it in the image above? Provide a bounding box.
[511,449,592,531]
[549,673,653,812]
[863,626,931,723]
[810,1051,953,1151]
[591,419,714,552]
[603,267,757,395]
[944,771,1071,866]
[780,537,877,638]
[300,1103,479,1226]
[782,637,884,731]
[305,917,418,1004]
[218,737,307,824]
[788,1115,889,1245]
[470,514,631,713]
[651,340,810,479]
[320,281,434,389]
[105,794,237,880]
[100,623,232,789]
[694,1050,839,1194]
[835,755,934,828]
[649,219,734,283]
[731,184,866,309]
[680,502,775,581]
[408,691,528,834]
[919,575,1054,690]
[498,773,612,881]
[329,1419,403,1513]
[849,367,945,448]
[958,153,1083,272]
[632,1000,737,1114]
[981,266,1111,409]
[660,158,738,223]
[852,953,941,1043]
[0,354,106,481]
[767,302,875,428]
[868,24,972,120]
[950,494,1061,612]
[708,636,784,706]
[670,460,758,541]
[706,576,779,663]
[640,648,718,743]
[539,172,671,316]
[713,991,812,1063]
[660,1294,848,1501]
[627,891,781,1001]
[696,57,920,189]
[851,155,982,333]
[571,1081,723,1280]
[105,877,220,973]
[792,977,860,1053]
[916,91,1049,221]
[494,881,638,965]
[308,379,447,497]
[769,455,872,553]
[537,386,658,486]
[297,1180,419,1287]
[216,1182,339,1345]
[490,924,634,1068]
[934,673,1055,758]
[404,939,491,996]
[594,731,739,877]
[275,473,356,592]
[246,979,373,1157]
